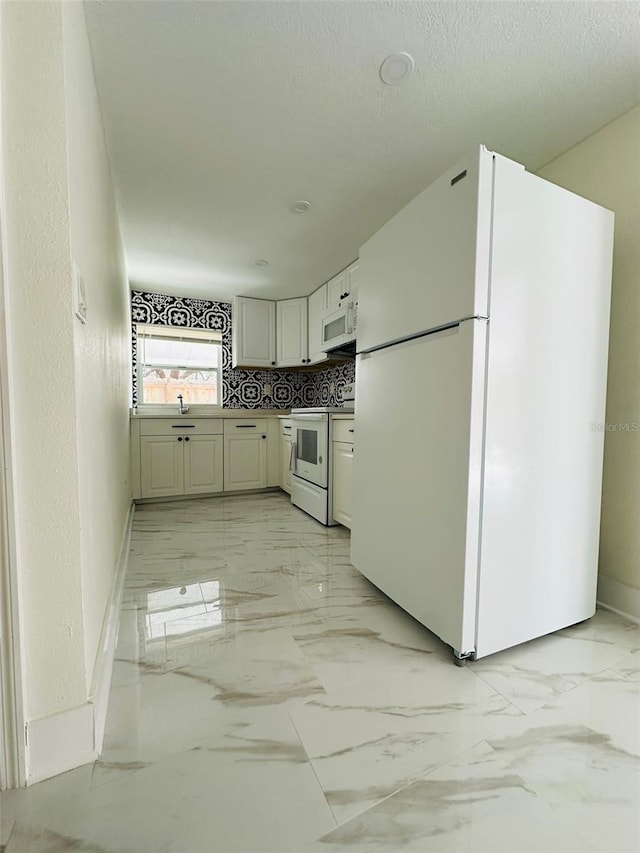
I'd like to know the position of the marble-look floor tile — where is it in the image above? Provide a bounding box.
[0,764,95,847]
[5,823,124,853]
[293,605,446,693]
[609,647,640,682]
[172,627,326,709]
[16,713,336,853]
[472,610,640,714]
[2,493,638,853]
[290,653,521,823]
[301,742,595,852]
[486,670,640,852]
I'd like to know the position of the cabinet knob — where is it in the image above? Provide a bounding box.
[184,436,190,442]
[271,361,276,366]
[177,436,183,442]
[262,435,266,439]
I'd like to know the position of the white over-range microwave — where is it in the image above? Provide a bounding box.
[320,297,357,354]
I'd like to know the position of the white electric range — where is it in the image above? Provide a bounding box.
[290,406,355,525]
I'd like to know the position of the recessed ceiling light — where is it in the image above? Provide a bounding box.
[254,258,269,267]
[292,200,312,214]
[379,52,415,85]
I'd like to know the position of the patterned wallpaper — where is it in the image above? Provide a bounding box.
[303,360,356,407]
[131,290,355,409]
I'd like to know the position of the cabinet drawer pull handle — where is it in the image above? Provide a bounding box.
[283,426,292,430]
[172,425,195,428]
[236,424,257,428]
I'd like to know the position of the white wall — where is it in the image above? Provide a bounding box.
[62,2,131,694]
[539,106,640,619]
[1,0,131,782]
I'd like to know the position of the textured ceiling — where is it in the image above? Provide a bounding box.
[83,1,640,302]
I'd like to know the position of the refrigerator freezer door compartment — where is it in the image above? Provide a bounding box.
[350,320,488,654]
[357,146,496,353]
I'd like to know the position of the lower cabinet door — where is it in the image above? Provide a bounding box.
[184,435,223,494]
[140,435,184,498]
[280,435,293,495]
[224,434,268,491]
[332,441,354,528]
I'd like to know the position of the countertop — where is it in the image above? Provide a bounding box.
[130,409,290,419]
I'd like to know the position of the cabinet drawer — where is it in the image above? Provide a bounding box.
[139,418,223,436]
[279,418,293,437]
[223,418,268,435]
[332,419,355,443]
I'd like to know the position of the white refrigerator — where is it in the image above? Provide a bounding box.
[350,146,614,663]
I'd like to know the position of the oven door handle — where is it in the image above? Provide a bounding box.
[291,414,326,422]
[290,442,297,474]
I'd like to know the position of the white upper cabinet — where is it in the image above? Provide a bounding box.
[345,260,359,298]
[326,261,359,311]
[307,283,328,365]
[232,297,276,368]
[326,271,346,309]
[233,260,359,369]
[276,297,308,367]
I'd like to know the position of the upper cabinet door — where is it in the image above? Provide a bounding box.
[232,297,276,368]
[357,146,500,353]
[276,297,308,367]
[345,260,359,299]
[307,284,328,365]
[326,271,347,309]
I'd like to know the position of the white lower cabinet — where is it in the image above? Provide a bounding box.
[331,418,355,529]
[139,426,224,499]
[133,417,279,499]
[332,441,354,528]
[279,419,293,495]
[140,435,185,498]
[223,419,268,491]
[184,435,223,495]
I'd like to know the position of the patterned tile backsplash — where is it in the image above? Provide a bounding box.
[131,290,355,409]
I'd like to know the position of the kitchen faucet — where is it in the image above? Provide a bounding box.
[177,394,189,414]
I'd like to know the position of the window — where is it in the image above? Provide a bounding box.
[136,324,222,407]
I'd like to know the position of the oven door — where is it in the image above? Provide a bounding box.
[291,414,328,488]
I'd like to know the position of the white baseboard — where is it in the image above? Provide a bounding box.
[26,703,96,785]
[26,503,134,786]
[597,573,640,624]
[90,502,134,754]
